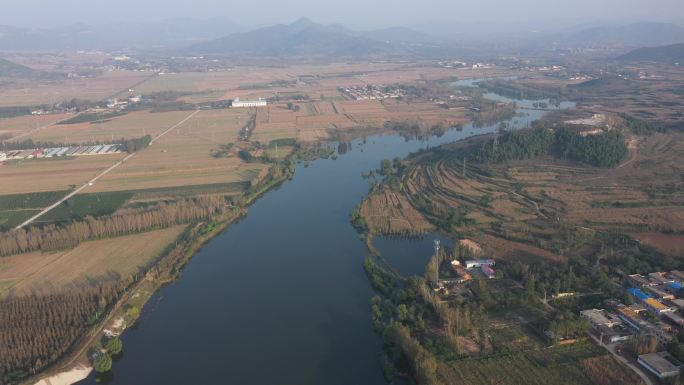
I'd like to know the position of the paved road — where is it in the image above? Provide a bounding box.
[14,109,200,230]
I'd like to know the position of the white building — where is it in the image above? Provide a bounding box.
[232,97,267,108]
[465,259,496,269]
[0,152,6,162]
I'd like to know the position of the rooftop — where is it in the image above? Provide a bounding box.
[627,287,651,301]
[580,309,616,326]
[639,352,683,376]
[644,298,669,311]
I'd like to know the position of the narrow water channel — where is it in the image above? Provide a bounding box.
[80,83,572,385]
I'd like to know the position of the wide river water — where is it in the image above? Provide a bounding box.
[80,82,573,385]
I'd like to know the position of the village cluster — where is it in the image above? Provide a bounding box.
[581,270,684,379]
[337,85,407,101]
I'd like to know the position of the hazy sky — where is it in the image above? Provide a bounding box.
[3,0,683,28]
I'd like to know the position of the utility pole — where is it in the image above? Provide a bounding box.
[493,131,499,153]
[434,239,441,285]
[463,156,467,178]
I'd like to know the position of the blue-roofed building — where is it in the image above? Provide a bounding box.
[669,282,683,294]
[628,288,651,301]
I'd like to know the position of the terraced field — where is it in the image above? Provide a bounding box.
[360,131,684,262]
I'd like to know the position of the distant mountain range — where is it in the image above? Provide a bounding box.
[568,22,684,47]
[620,43,684,64]
[0,17,683,58]
[0,18,243,51]
[186,19,684,58]
[184,18,441,58]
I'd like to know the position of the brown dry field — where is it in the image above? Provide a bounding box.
[24,110,194,144]
[137,65,509,102]
[0,71,152,107]
[1,108,268,196]
[548,133,684,231]
[87,109,269,193]
[254,99,469,143]
[515,65,684,128]
[0,62,511,108]
[475,234,567,263]
[0,225,186,297]
[632,233,684,257]
[0,113,73,139]
[359,190,434,234]
[0,154,125,195]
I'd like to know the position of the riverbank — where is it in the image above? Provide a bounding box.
[24,159,296,385]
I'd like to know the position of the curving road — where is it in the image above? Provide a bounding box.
[14,109,200,230]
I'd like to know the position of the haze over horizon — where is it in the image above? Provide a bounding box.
[3,0,684,30]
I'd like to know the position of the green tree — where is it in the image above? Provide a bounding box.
[93,354,112,373]
[396,304,409,322]
[106,337,123,355]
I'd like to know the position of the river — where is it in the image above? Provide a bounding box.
[79,81,573,385]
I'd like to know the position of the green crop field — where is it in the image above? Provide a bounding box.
[60,111,129,125]
[0,210,40,230]
[37,191,134,222]
[0,190,71,211]
[446,341,607,385]
[126,181,250,202]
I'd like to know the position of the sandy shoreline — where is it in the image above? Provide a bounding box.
[33,365,92,385]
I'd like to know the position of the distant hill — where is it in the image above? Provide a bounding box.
[570,22,684,47]
[620,43,684,64]
[0,18,243,51]
[186,18,396,58]
[0,58,40,78]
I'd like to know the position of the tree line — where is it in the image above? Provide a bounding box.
[122,135,151,153]
[0,283,126,384]
[0,196,226,257]
[470,126,628,168]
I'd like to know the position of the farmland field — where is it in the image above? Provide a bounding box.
[632,232,684,256]
[0,225,187,296]
[0,190,72,229]
[0,71,152,107]
[0,190,71,210]
[0,154,125,195]
[0,209,41,230]
[37,191,134,222]
[87,109,270,193]
[443,342,642,385]
[253,98,469,143]
[24,110,195,144]
[0,113,73,139]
